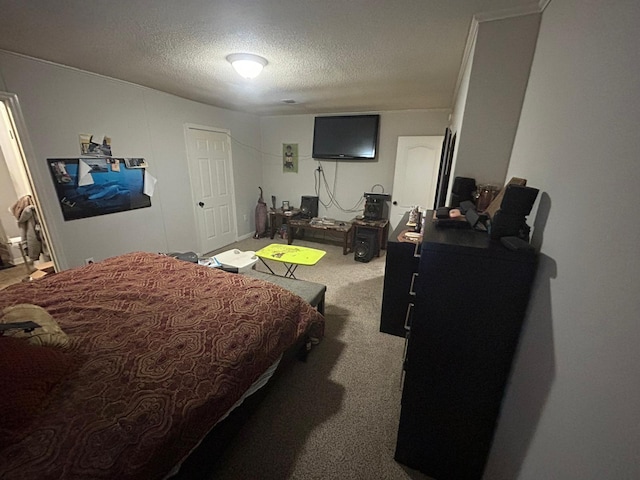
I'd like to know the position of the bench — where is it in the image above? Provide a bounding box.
[244,269,326,316]
[170,251,326,315]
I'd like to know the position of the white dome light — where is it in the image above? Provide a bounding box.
[227,53,268,79]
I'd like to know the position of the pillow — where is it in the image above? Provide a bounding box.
[0,336,74,448]
[1,304,69,348]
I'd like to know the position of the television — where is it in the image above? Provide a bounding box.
[312,114,380,160]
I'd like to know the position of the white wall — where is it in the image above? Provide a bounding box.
[446,31,476,203]
[0,51,448,266]
[484,1,640,479]
[0,52,262,269]
[452,14,540,188]
[259,110,449,220]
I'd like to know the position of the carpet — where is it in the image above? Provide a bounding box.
[204,235,430,480]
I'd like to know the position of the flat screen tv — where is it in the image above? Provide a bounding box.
[312,114,380,160]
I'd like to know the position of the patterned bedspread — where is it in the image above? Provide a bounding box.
[0,252,324,479]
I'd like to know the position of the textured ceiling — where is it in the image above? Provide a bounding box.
[0,0,541,115]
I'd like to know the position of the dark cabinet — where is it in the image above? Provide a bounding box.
[380,213,421,337]
[394,213,538,480]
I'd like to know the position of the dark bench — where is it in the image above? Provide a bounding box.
[244,269,326,315]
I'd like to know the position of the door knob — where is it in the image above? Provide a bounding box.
[198,202,204,208]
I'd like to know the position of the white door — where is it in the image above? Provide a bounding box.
[186,127,236,254]
[1,96,59,268]
[390,136,443,230]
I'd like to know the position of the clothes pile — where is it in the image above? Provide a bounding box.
[10,195,43,261]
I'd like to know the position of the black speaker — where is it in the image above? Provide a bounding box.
[450,177,476,207]
[490,211,532,241]
[300,195,319,218]
[499,185,539,216]
[363,193,390,220]
[364,200,384,220]
[489,185,539,241]
[354,230,378,263]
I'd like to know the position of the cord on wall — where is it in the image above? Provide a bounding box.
[220,131,385,216]
[314,160,367,214]
[223,131,314,159]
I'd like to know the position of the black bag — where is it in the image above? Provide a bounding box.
[166,251,198,263]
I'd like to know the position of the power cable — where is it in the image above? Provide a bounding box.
[221,131,380,216]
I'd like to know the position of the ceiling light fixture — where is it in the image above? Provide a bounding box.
[227,53,268,79]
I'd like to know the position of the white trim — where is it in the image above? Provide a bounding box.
[474,4,542,23]
[539,0,553,12]
[451,18,479,116]
[0,92,64,271]
[0,49,149,92]
[183,124,239,255]
[451,3,544,118]
[236,231,254,242]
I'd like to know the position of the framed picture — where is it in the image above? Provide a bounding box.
[282,201,290,211]
[124,158,148,169]
[48,158,151,221]
[283,143,298,173]
[79,134,112,157]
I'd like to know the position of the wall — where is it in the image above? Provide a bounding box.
[483,1,640,479]
[259,110,450,220]
[452,13,540,188]
[446,30,476,204]
[0,52,262,269]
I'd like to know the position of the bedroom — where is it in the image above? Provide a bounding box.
[1,0,639,479]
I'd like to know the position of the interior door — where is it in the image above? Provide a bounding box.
[390,136,443,230]
[0,95,58,268]
[186,127,236,254]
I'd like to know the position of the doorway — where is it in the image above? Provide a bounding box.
[0,92,58,271]
[390,136,443,230]
[185,125,237,255]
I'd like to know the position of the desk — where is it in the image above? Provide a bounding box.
[287,218,353,255]
[268,208,300,239]
[350,218,390,257]
[255,244,326,279]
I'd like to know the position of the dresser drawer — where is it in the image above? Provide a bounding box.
[380,236,420,337]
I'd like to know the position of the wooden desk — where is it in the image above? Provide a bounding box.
[287,218,353,255]
[351,218,390,257]
[268,208,300,239]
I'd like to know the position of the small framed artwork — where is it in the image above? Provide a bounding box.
[124,158,148,169]
[79,134,112,157]
[282,201,290,211]
[283,143,298,173]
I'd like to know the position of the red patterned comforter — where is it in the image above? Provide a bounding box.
[0,252,324,479]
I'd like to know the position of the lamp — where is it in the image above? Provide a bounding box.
[227,53,268,79]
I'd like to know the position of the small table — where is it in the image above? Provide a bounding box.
[351,217,390,257]
[255,244,326,279]
[268,208,300,239]
[287,218,353,255]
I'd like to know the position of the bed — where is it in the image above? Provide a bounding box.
[0,252,324,480]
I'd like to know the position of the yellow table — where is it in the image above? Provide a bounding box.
[255,244,326,279]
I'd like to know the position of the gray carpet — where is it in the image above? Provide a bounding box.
[207,235,430,480]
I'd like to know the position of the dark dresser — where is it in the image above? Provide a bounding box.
[380,212,421,337]
[392,211,538,480]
